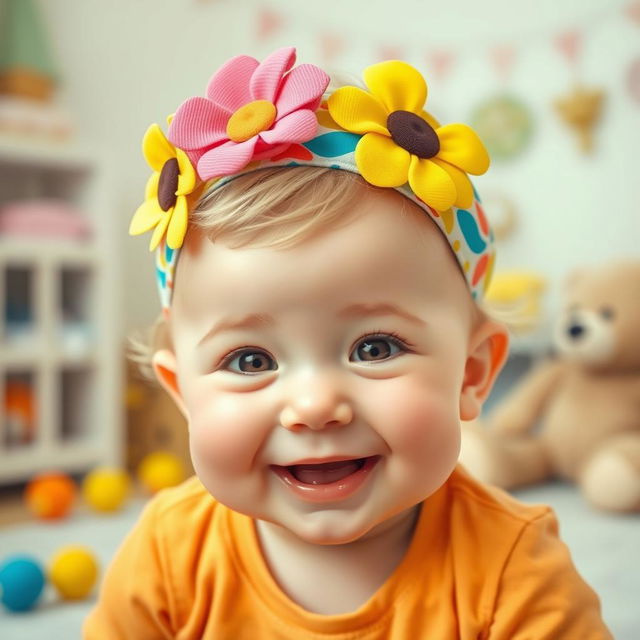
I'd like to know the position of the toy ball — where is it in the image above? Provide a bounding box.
[0,554,46,612]
[137,451,186,494]
[49,546,99,601]
[24,471,77,520]
[82,467,131,513]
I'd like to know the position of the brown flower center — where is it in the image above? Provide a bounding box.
[386,110,440,158]
[158,158,179,211]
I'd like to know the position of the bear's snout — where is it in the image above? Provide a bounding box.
[568,323,586,340]
[554,309,615,365]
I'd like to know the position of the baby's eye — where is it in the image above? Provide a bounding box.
[350,335,405,363]
[221,349,277,374]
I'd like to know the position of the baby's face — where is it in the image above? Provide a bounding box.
[167,189,477,545]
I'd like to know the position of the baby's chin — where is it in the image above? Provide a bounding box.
[263,516,381,547]
[256,503,419,547]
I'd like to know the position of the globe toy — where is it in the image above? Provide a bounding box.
[137,451,186,494]
[49,546,99,601]
[82,467,131,513]
[24,471,77,520]
[0,554,45,612]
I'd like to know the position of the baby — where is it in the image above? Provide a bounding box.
[84,47,612,638]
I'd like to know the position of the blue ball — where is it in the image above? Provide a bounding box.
[0,554,46,612]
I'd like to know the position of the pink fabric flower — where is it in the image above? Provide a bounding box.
[168,47,330,181]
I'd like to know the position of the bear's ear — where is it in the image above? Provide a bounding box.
[564,267,588,292]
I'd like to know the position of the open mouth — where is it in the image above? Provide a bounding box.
[270,456,380,503]
[287,458,368,485]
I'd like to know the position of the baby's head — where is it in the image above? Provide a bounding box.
[131,48,509,545]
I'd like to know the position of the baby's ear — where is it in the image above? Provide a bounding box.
[152,349,188,418]
[459,319,509,421]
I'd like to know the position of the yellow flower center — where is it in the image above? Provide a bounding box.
[226,100,277,143]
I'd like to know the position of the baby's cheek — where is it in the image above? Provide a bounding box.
[374,380,460,455]
[187,390,265,474]
[378,382,461,496]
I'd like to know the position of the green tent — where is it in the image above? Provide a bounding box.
[0,0,58,81]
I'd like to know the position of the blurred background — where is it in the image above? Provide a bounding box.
[0,0,638,637]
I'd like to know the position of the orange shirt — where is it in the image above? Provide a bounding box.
[84,466,612,639]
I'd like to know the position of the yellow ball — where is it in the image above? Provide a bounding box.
[137,451,186,494]
[49,546,99,601]
[82,467,131,513]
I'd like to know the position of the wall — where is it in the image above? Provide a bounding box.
[36,0,640,333]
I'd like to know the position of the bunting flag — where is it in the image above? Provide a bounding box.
[624,0,640,24]
[426,50,455,82]
[251,2,640,91]
[554,30,582,66]
[375,45,405,63]
[489,45,517,81]
[256,7,285,41]
[318,32,346,64]
[628,57,640,104]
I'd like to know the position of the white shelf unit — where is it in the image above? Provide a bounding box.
[0,136,122,484]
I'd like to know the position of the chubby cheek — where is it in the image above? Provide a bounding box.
[373,377,461,476]
[184,381,272,477]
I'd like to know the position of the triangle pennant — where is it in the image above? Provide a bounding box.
[426,50,455,81]
[554,30,582,65]
[376,45,404,63]
[625,1,640,24]
[256,8,285,41]
[319,32,346,64]
[489,45,516,80]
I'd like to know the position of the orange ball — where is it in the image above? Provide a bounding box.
[25,472,77,520]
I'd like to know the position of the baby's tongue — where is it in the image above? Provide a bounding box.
[290,460,361,485]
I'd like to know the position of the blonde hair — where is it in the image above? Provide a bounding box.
[129,166,372,379]
[192,166,366,249]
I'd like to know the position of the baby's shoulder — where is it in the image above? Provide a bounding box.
[448,465,552,530]
[438,466,559,593]
[142,475,224,539]
[151,475,216,514]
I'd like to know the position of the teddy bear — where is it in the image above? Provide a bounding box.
[460,260,640,512]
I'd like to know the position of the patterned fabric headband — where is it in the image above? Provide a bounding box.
[129,46,495,310]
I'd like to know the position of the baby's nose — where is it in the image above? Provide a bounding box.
[279,381,353,431]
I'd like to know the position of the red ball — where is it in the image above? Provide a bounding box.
[25,472,77,520]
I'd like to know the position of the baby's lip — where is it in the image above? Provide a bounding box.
[273,454,375,467]
[270,456,382,502]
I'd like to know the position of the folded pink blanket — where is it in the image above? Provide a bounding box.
[0,199,92,239]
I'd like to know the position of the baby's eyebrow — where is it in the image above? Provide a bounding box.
[198,313,274,345]
[339,303,426,326]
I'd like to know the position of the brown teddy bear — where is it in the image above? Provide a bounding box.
[460,260,640,512]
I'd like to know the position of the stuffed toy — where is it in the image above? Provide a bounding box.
[460,261,640,512]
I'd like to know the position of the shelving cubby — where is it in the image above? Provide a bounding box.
[0,136,122,484]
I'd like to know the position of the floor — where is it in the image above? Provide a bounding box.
[510,482,638,639]
[0,479,637,639]
[0,494,146,639]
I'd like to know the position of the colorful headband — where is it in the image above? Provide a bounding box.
[129,47,495,310]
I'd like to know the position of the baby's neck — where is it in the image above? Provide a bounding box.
[255,505,421,615]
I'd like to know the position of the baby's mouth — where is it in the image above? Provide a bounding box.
[270,456,381,503]
[286,458,367,485]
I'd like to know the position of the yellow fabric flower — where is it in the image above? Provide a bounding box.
[129,123,202,251]
[327,61,489,211]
